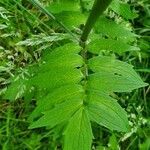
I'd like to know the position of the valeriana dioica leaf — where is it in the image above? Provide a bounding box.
[4,0,148,150]
[5,42,147,149]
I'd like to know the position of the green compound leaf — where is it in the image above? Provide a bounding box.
[4,42,148,150]
[3,1,148,149]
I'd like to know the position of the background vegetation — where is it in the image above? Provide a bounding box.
[0,0,149,149]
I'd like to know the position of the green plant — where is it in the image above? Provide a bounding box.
[3,0,148,149]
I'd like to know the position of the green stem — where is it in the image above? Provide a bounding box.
[80,0,113,105]
[81,44,88,105]
[80,0,113,43]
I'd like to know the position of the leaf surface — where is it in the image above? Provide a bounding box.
[87,91,129,132]
[88,38,139,54]
[110,0,138,19]
[88,56,147,92]
[29,98,83,129]
[63,108,93,150]
[94,16,136,42]
[4,40,148,150]
[47,0,80,14]
[29,84,84,121]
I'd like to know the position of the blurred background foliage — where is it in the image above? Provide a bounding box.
[0,0,149,149]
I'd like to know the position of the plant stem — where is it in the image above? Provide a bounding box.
[81,44,88,105]
[80,0,113,105]
[80,0,113,43]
